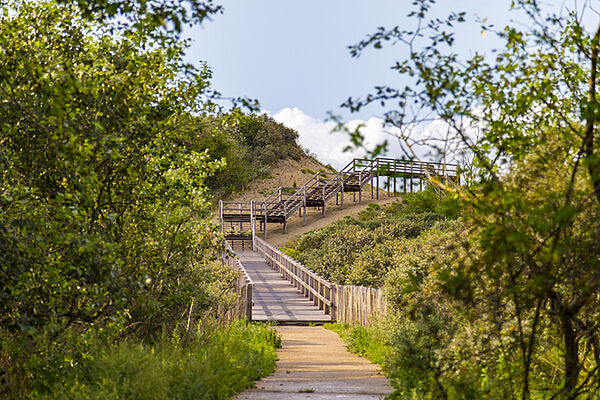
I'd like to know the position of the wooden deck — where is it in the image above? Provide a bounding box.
[237,251,331,323]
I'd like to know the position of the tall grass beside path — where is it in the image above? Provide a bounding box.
[24,321,280,400]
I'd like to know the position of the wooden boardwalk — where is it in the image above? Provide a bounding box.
[237,251,330,323]
[220,157,459,243]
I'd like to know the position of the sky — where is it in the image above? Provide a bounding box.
[184,1,573,168]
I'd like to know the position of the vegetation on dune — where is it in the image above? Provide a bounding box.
[199,112,306,199]
[326,151,600,398]
[22,321,280,400]
[286,188,461,287]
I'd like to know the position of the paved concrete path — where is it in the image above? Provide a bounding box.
[238,251,330,323]
[235,326,393,399]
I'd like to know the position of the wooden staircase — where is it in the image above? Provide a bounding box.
[220,157,459,246]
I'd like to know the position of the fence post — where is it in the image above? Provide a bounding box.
[283,199,287,233]
[250,200,255,250]
[263,202,267,239]
[219,200,223,233]
[303,186,307,225]
[246,283,253,320]
[330,284,337,322]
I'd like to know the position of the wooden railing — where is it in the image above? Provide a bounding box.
[253,236,332,315]
[221,241,253,321]
[219,157,460,238]
[252,236,388,325]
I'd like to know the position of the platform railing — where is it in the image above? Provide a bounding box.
[219,157,460,234]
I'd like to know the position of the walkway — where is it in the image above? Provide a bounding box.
[235,326,393,399]
[238,251,330,323]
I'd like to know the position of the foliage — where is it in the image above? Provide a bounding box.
[374,187,461,220]
[0,0,227,338]
[289,189,459,287]
[0,1,261,397]
[55,0,222,41]
[200,113,305,199]
[342,0,600,396]
[5,321,279,400]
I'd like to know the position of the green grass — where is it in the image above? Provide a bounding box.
[30,321,280,400]
[324,322,389,371]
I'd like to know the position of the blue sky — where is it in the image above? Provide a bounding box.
[183,1,571,167]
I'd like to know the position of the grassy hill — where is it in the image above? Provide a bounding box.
[197,112,334,202]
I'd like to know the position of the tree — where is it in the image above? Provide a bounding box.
[0,0,232,344]
[346,1,600,397]
[56,0,222,39]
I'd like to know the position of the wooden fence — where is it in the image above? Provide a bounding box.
[331,284,387,326]
[221,241,253,321]
[253,236,386,326]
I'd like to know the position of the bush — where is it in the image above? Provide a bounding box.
[384,187,461,219]
[290,202,455,287]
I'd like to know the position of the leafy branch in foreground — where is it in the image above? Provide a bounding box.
[344,0,600,398]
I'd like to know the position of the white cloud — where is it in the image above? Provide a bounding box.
[267,107,454,169]
[268,107,474,170]
[270,107,401,169]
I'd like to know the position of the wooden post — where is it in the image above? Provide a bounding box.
[250,200,255,250]
[340,174,344,209]
[358,171,362,204]
[246,283,253,320]
[303,186,307,225]
[394,160,397,195]
[263,202,267,239]
[376,158,380,199]
[219,200,223,233]
[330,284,337,322]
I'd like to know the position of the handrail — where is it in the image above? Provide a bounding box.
[221,157,460,233]
[221,240,253,320]
[253,236,332,313]
[279,171,323,219]
[223,240,253,284]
